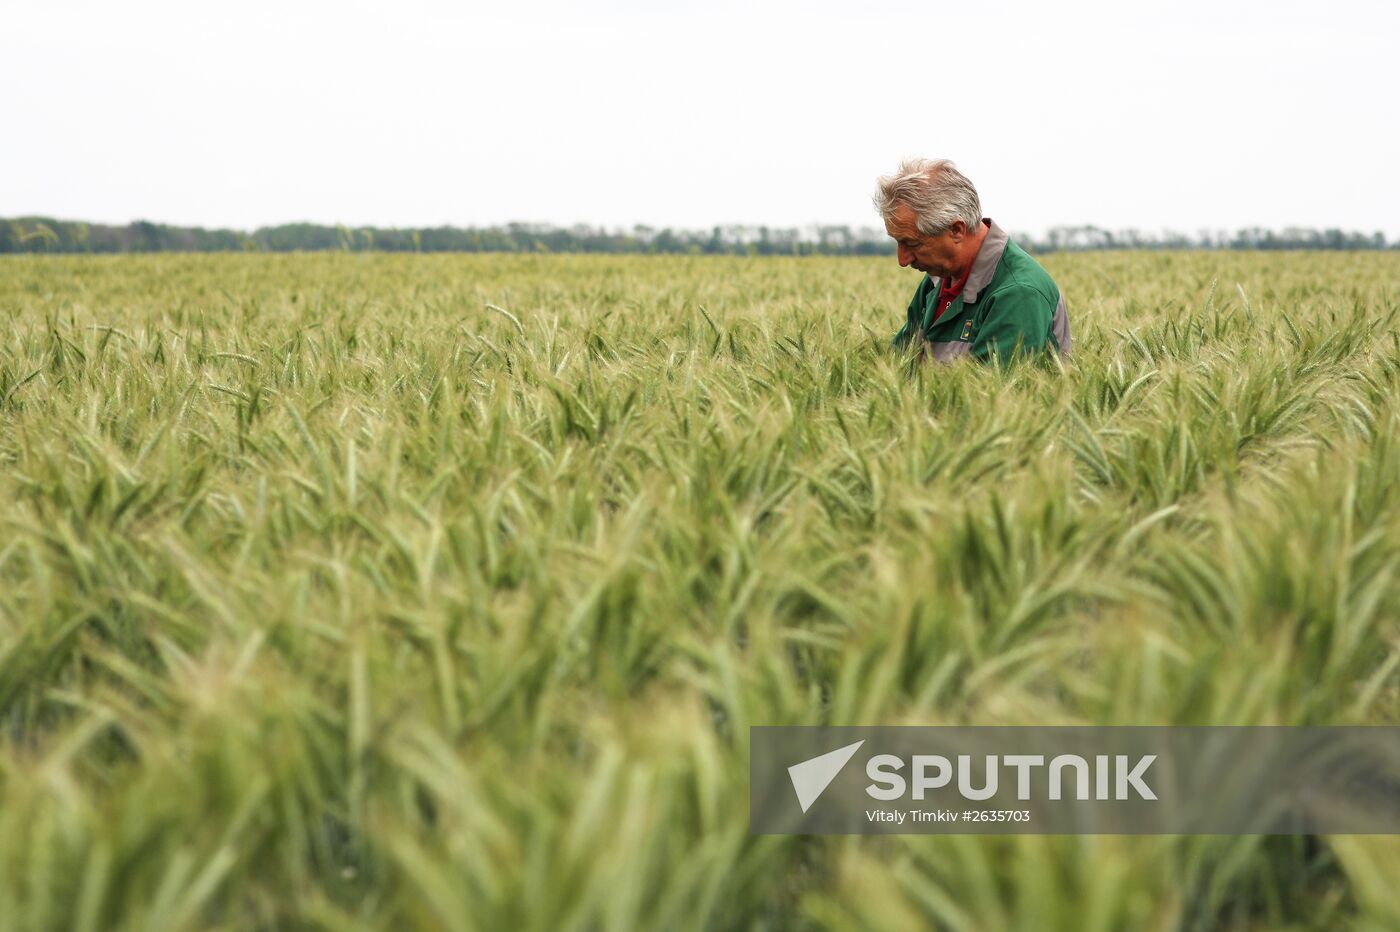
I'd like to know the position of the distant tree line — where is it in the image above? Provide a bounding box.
[1026,224,1392,252]
[2,217,1394,256]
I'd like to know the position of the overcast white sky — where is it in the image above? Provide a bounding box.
[5,0,1398,237]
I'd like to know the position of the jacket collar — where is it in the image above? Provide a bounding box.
[961,218,1008,304]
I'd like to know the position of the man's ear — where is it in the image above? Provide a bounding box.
[945,220,968,242]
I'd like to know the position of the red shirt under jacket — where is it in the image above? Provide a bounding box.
[932,221,991,322]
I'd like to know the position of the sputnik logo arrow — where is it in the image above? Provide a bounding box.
[788,740,865,812]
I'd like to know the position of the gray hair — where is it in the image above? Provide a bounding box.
[873,158,982,235]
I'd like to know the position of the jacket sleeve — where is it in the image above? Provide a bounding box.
[892,275,935,350]
[969,284,1056,363]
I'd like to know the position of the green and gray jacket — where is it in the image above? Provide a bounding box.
[891,219,1071,363]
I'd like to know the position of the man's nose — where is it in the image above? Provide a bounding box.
[898,246,913,267]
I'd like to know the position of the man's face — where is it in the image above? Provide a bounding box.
[884,202,962,278]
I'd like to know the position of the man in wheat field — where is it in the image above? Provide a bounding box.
[876,158,1071,363]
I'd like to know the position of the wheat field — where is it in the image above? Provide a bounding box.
[1,251,1398,930]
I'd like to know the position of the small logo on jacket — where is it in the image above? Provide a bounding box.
[960,320,974,341]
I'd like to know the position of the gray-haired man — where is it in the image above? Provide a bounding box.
[875,159,1071,363]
